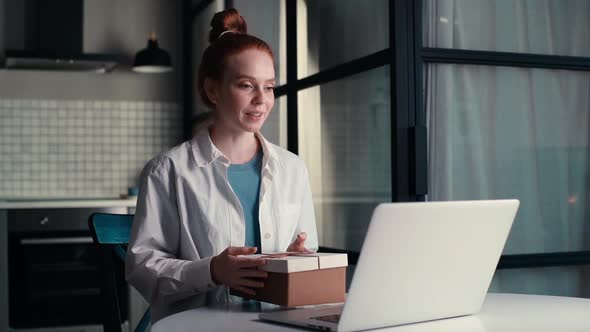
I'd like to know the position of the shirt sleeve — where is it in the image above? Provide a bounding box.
[295,162,319,252]
[125,157,217,305]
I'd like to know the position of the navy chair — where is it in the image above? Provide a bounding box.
[88,213,151,332]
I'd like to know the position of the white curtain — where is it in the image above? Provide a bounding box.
[425,0,590,297]
[424,0,590,56]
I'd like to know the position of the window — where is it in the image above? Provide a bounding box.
[297,0,389,78]
[423,0,590,297]
[293,0,392,251]
[261,96,287,149]
[489,266,590,297]
[426,63,590,255]
[423,0,590,57]
[298,67,391,250]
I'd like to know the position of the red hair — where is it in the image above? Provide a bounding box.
[197,8,275,109]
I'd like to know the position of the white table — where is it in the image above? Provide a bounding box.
[151,293,590,332]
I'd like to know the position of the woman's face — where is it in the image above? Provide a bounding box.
[209,48,275,134]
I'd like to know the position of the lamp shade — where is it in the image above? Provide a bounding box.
[133,32,172,73]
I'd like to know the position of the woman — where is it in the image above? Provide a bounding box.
[126,8,318,322]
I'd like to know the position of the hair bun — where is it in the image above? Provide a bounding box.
[209,8,248,43]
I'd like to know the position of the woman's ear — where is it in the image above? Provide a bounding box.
[204,78,219,105]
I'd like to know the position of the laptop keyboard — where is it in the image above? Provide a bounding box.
[312,314,341,323]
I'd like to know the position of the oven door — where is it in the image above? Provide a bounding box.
[8,208,128,329]
[9,231,128,328]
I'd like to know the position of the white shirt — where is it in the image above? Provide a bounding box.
[125,127,318,322]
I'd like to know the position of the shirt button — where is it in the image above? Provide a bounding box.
[264,233,271,239]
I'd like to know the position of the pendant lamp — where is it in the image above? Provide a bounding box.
[133,32,173,73]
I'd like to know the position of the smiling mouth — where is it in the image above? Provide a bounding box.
[245,111,264,118]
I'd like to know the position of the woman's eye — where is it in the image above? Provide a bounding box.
[239,84,253,89]
[265,86,275,92]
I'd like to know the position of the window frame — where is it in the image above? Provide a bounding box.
[185,0,590,269]
[416,0,590,269]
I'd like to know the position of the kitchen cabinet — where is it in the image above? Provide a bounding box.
[0,199,140,332]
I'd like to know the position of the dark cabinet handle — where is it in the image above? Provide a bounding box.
[20,237,94,245]
[40,216,49,225]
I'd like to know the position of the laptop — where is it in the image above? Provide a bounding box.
[259,199,520,331]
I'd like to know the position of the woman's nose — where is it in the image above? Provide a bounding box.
[252,88,265,104]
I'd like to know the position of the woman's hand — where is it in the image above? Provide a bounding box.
[210,246,268,295]
[286,232,313,253]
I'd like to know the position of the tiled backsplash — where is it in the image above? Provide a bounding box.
[0,99,183,198]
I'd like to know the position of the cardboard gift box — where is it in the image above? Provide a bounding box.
[230,252,348,307]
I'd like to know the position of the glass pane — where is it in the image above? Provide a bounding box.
[192,0,225,115]
[489,266,590,298]
[426,63,590,255]
[261,96,287,149]
[423,0,590,57]
[234,0,287,85]
[297,0,389,79]
[298,66,391,251]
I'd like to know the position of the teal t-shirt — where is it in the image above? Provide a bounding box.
[227,150,263,251]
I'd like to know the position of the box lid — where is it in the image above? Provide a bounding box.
[241,252,348,273]
[298,252,349,269]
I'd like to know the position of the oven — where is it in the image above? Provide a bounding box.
[7,207,129,331]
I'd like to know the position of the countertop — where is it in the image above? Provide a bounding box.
[0,197,137,209]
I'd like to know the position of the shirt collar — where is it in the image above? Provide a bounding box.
[255,131,278,177]
[190,126,225,167]
[190,126,278,174]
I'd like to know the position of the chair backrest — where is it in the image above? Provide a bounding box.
[88,213,151,332]
[89,213,134,245]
